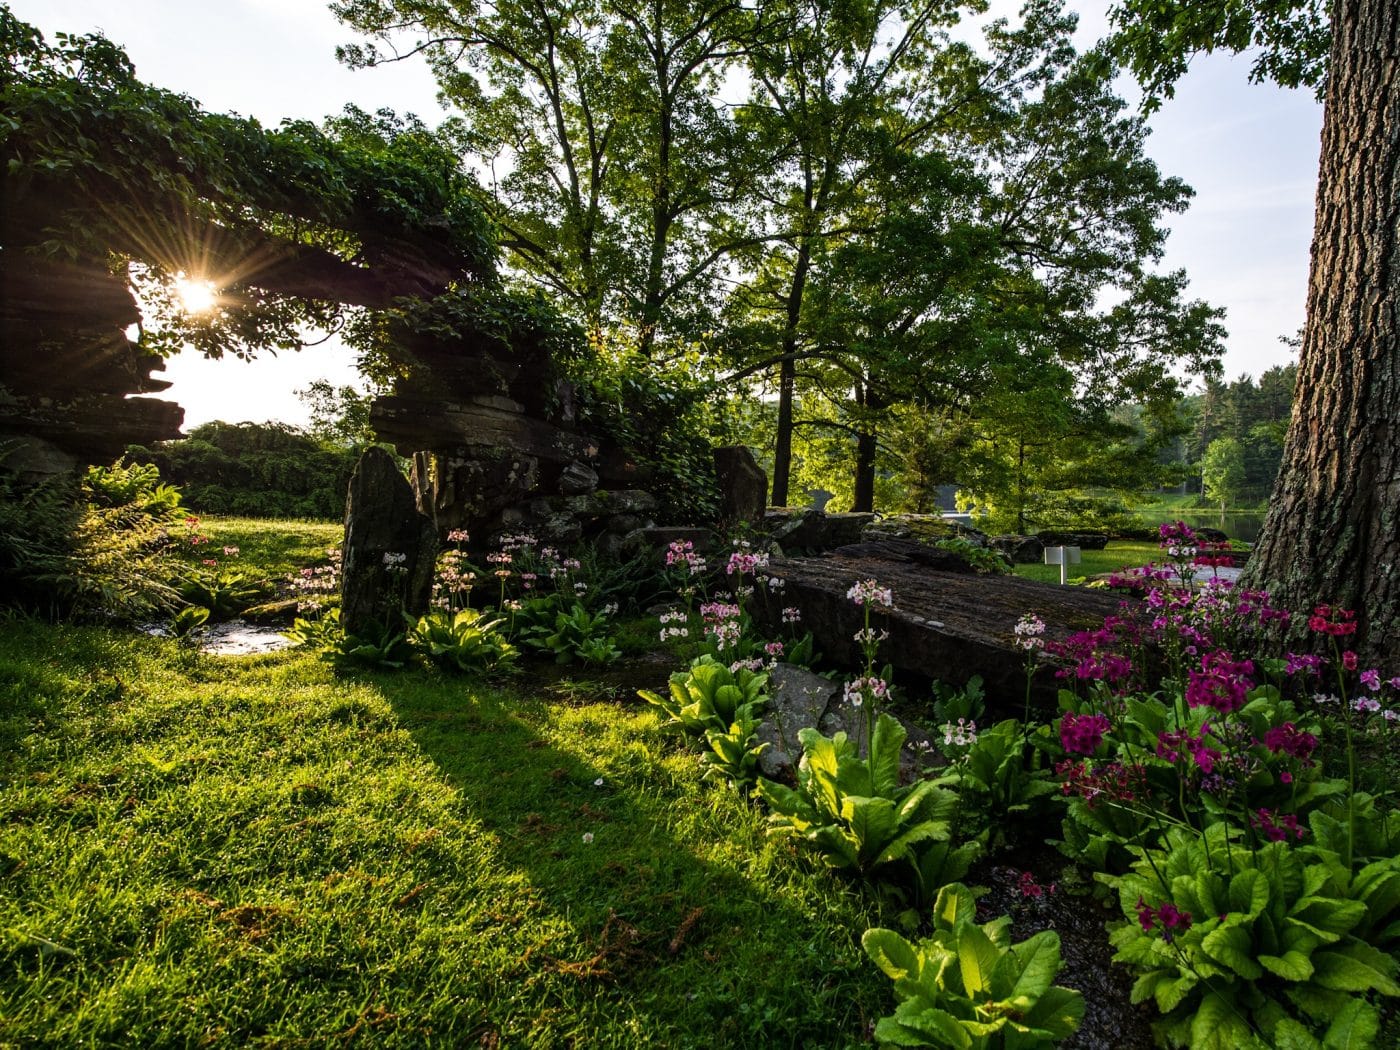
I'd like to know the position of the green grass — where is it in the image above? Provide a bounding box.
[187,516,342,578]
[1010,540,1161,586]
[0,619,888,1048]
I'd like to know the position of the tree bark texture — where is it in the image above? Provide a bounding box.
[1245,0,1399,673]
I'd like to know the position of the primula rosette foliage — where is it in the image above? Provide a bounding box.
[1103,823,1400,1050]
[862,882,1085,1049]
[409,608,518,674]
[638,655,769,740]
[756,714,960,892]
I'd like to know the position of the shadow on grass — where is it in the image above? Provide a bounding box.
[367,665,885,1048]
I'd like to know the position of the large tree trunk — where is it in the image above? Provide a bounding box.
[1244,0,1399,673]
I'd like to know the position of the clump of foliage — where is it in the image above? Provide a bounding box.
[862,882,1085,1048]
[410,608,518,674]
[0,447,186,620]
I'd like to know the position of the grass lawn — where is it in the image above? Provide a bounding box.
[0,617,888,1048]
[1009,540,1161,587]
[186,516,343,578]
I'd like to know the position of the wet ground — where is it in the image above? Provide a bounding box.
[142,619,294,656]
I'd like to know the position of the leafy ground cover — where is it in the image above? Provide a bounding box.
[0,619,889,1047]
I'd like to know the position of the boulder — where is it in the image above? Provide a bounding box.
[713,445,767,525]
[862,514,990,546]
[755,663,941,783]
[990,534,1045,565]
[749,548,1127,710]
[341,447,438,636]
[1195,527,1229,544]
[558,460,599,495]
[766,508,876,551]
[756,665,838,779]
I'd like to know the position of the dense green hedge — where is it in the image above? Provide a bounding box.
[129,422,358,519]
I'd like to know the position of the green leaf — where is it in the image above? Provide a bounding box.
[1190,990,1257,1050]
[933,883,979,931]
[869,712,906,797]
[1008,930,1061,1003]
[1019,984,1084,1038]
[1202,923,1263,979]
[1310,943,1400,994]
[1258,950,1314,981]
[878,1000,972,1048]
[862,928,921,982]
[1273,1018,1322,1050]
[956,923,999,999]
[1321,998,1380,1050]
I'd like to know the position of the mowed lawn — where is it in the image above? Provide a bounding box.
[0,620,887,1048]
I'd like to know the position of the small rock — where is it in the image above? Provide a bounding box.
[558,461,600,496]
[756,664,838,779]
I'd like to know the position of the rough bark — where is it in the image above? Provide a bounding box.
[1244,0,1399,673]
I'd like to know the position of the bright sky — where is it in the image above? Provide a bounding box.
[8,0,1323,429]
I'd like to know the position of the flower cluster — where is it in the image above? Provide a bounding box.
[1013,613,1046,651]
[1059,712,1109,755]
[659,610,689,642]
[700,601,742,651]
[846,579,893,607]
[726,549,770,577]
[942,718,978,747]
[781,606,802,625]
[1156,724,1222,776]
[1136,897,1193,943]
[1251,807,1304,842]
[1261,722,1317,765]
[1185,650,1255,714]
[1055,759,1143,808]
[1308,604,1357,636]
[665,539,707,576]
[843,676,889,709]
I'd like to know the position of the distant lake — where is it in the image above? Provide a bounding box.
[1136,510,1268,543]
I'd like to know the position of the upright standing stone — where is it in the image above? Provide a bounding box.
[713,445,767,526]
[342,447,438,636]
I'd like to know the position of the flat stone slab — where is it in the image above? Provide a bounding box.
[752,550,1128,709]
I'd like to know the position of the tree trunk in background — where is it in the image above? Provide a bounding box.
[1244,0,1399,673]
[852,383,882,513]
[771,355,797,507]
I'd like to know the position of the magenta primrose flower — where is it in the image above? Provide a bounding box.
[1059,712,1110,755]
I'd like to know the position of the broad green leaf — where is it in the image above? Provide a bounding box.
[1008,930,1061,1003]
[933,883,978,931]
[1202,923,1263,979]
[862,927,921,982]
[1189,990,1257,1050]
[1019,984,1084,1038]
[882,999,972,1049]
[1153,971,1198,1013]
[1272,1018,1322,1050]
[1229,868,1269,919]
[869,712,906,797]
[1310,942,1400,995]
[1258,950,1314,981]
[842,795,899,867]
[956,923,999,998]
[1321,997,1380,1050]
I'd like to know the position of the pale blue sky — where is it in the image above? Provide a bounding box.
[8,0,1323,428]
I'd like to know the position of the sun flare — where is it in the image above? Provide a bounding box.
[174,273,218,314]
